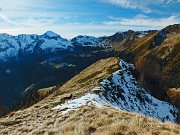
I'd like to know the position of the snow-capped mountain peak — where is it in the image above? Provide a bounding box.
[45,31,58,37]
[41,31,61,39]
[71,35,107,47]
[0,31,109,60]
[0,32,74,59]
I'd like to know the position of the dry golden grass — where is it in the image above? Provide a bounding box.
[1,103,180,135]
[37,86,54,98]
[59,107,180,135]
[55,57,120,98]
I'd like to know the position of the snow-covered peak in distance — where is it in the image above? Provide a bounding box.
[40,31,61,39]
[44,31,58,37]
[71,35,107,47]
[0,31,109,60]
[39,31,73,51]
[0,31,74,59]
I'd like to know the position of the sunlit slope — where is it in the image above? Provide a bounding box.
[0,57,179,135]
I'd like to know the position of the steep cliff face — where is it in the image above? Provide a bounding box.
[100,24,180,107]
[132,24,180,102]
[99,60,178,122]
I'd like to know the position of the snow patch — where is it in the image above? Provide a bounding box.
[52,93,103,114]
[100,59,178,122]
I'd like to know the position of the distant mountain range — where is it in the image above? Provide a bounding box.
[0,31,108,59]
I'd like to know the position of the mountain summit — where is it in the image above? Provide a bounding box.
[42,31,59,38]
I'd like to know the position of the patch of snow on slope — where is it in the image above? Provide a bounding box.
[99,60,178,122]
[17,34,38,52]
[0,34,19,58]
[52,93,103,114]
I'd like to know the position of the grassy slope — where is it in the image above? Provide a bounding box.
[134,35,180,85]
[0,57,180,135]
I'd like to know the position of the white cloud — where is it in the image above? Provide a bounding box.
[1,14,179,39]
[0,1,179,38]
[167,0,172,4]
[103,15,180,29]
[0,0,73,19]
[0,13,179,39]
[102,0,153,13]
[0,13,21,27]
[102,0,179,13]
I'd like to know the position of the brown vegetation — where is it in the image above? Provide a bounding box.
[167,88,180,108]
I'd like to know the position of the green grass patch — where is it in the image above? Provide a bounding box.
[106,64,120,74]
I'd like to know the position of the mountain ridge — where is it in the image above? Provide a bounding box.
[0,31,110,60]
[0,31,74,59]
[0,57,179,135]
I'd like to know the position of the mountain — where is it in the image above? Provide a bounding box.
[0,57,179,134]
[99,59,177,122]
[53,58,178,122]
[0,23,180,127]
[0,31,109,60]
[71,35,106,47]
[100,24,180,109]
[0,31,74,59]
[0,31,116,117]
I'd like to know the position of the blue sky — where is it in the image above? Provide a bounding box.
[0,0,180,38]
